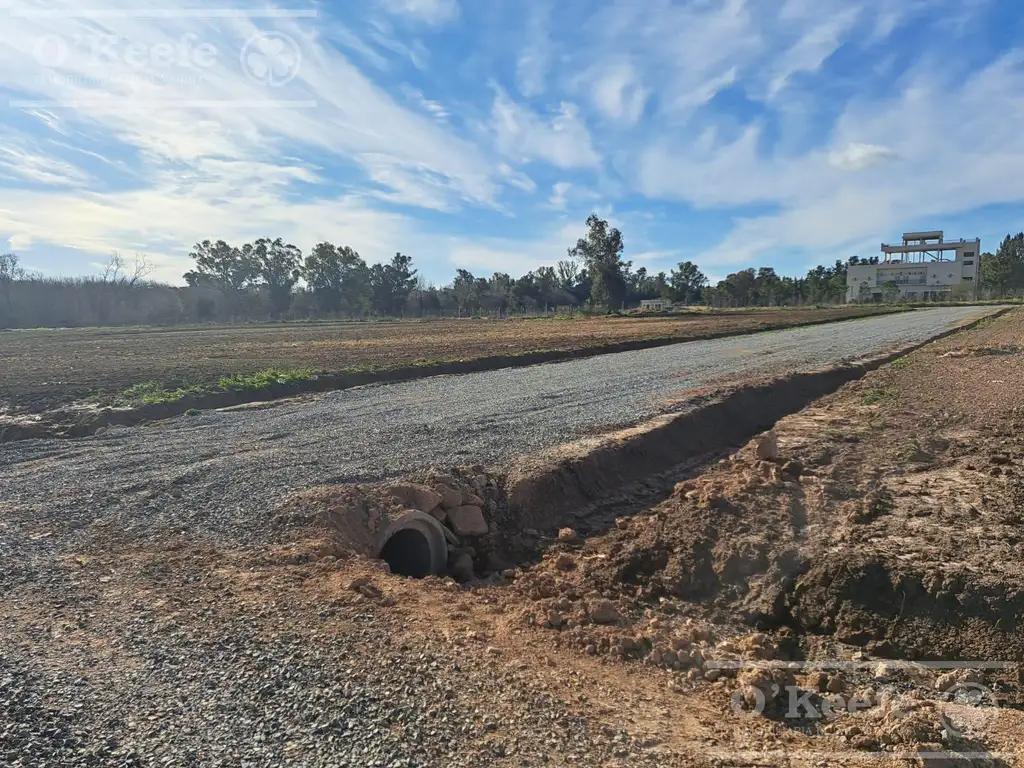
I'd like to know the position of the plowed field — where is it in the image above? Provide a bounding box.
[0,306,895,409]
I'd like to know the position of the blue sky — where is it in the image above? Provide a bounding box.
[1,0,1022,286]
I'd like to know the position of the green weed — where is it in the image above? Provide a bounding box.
[863,386,899,406]
[120,381,205,405]
[215,368,317,392]
[118,367,317,405]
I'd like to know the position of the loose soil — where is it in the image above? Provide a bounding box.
[477,306,1024,763]
[291,308,1024,762]
[4,308,1023,765]
[0,306,896,411]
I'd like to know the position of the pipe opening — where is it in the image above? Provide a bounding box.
[379,528,435,578]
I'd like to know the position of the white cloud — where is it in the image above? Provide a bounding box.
[0,4,512,212]
[767,7,861,98]
[694,53,1024,267]
[444,225,581,278]
[0,138,91,187]
[828,142,899,171]
[590,61,648,124]
[548,182,571,210]
[0,0,1018,289]
[401,85,449,119]
[516,2,552,98]
[630,250,680,273]
[0,180,427,284]
[328,24,391,70]
[497,163,537,193]
[367,20,431,69]
[491,88,600,169]
[377,0,460,26]
[584,0,760,121]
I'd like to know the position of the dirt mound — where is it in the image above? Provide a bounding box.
[791,553,1024,661]
[494,309,1024,668]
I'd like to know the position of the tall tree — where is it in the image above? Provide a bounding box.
[303,242,370,314]
[369,252,418,315]
[0,252,24,284]
[251,237,302,316]
[755,267,781,306]
[568,214,628,310]
[669,261,707,303]
[452,268,477,314]
[981,233,1024,297]
[184,240,256,310]
[725,268,757,306]
[556,259,581,290]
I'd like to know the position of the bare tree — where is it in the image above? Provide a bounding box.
[102,251,125,283]
[0,252,25,283]
[101,251,153,286]
[129,253,154,286]
[0,253,26,327]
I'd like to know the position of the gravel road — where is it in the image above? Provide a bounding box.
[0,306,997,767]
[0,306,993,552]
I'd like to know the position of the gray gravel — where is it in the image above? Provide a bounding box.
[0,306,995,767]
[0,306,992,553]
[2,592,648,767]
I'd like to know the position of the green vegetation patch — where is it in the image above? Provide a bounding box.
[118,367,318,406]
[862,386,899,406]
[215,367,317,392]
[120,380,206,405]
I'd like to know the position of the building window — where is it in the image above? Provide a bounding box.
[964,260,974,265]
[964,276,973,281]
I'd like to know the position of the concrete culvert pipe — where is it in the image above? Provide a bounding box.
[375,510,448,578]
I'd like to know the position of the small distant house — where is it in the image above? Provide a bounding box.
[639,299,672,311]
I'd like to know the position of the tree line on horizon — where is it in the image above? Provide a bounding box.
[2,215,1023,329]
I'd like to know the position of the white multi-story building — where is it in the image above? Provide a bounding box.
[846,231,981,303]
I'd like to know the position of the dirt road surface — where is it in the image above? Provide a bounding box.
[1,305,1015,767]
[2,307,993,554]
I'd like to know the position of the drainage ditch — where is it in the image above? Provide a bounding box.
[303,311,1007,582]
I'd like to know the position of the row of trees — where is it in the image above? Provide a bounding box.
[184,238,419,318]
[3,217,1023,328]
[980,233,1024,296]
[559,214,876,308]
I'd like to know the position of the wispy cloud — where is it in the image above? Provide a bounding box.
[828,142,900,171]
[377,0,460,26]
[515,2,551,98]
[491,88,600,169]
[0,136,91,187]
[588,61,648,124]
[548,181,571,210]
[0,0,1019,287]
[401,85,449,119]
